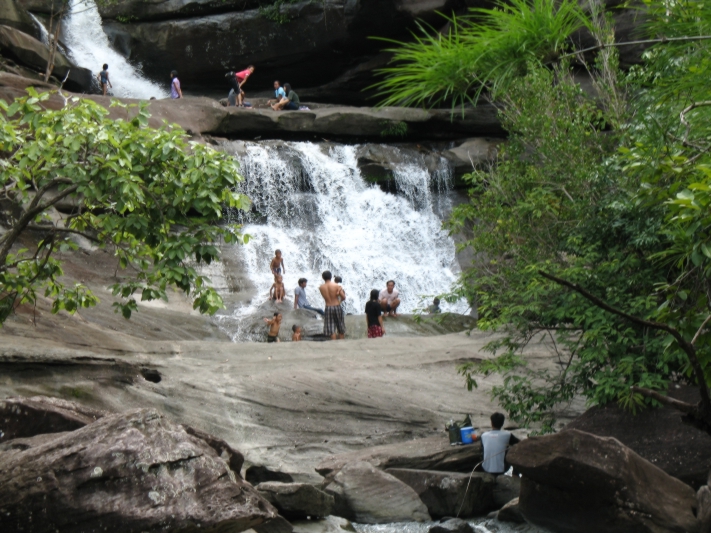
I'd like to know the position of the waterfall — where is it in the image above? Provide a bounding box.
[221,141,466,339]
[28,13,49,46]
[62,0,167,99]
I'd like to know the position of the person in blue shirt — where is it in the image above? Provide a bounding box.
[294,278,325,316]
[268,80,286,106]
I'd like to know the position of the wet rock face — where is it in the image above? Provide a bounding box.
[508,430,701,533]
[0,408,278,533]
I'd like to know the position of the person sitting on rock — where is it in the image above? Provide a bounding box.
[292,324,302,342]
[379,280,401,317]
[294,278,325,316]
[428,297,441,314]
[481,412,520,474]
[268,80,286,106]
[271,83,300,111]
[263,312,282,343]
[270,274,286,304]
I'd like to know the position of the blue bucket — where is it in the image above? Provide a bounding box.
[460,426,474,444]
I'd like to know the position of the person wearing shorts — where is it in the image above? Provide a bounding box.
[319,270,346,339]
[365,289,384,338]
[228,65,254,107]
[324,305,346,338]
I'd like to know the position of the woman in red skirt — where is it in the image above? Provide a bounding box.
[365,289,385,338]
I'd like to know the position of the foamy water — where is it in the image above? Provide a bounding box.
[62,0,167,99]
[218,142,466,340]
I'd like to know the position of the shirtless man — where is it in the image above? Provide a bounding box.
[319,270,346,340]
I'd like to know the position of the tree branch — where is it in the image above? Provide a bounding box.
[692,314,711,346]
[538,270,711,416]
[631,386,699,415]
[557,35,711,61]
[26,224,101,244]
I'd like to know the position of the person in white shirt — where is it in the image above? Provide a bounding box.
[379,280,401,317]
[481,412,520,474]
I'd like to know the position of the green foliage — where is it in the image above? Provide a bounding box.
[371,0,589,108]
[0,90,250,324]
[380,121,408,138]
[441,0,711,431]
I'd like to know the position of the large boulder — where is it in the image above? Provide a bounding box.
[0,395,106,442]
[496,497,524,524]
[317,436,484,481]
[699,472,711,533]
[0,24,93,91]
[508,429,701,533]
[0,408,279,533]
[0,0,39,37]
[492,474,520,509]
[257,481,335,519]
[329,461,431,524]
[386,468,495,518]
[565,386,711,489]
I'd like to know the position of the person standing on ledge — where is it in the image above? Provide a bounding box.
[365,289,385,338]
[98,64,112,96]
[379,280,401,317]
[481,412,520,474]
[294,278,325,316]
[170,70,182,99]
[319,270,346,340]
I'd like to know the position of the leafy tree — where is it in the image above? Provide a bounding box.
[376,0,711,432]
[0,90,249,323]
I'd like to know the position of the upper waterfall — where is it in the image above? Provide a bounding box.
[62,0,167,99]
[219,141,467,340]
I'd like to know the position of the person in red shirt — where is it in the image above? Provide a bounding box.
[229,65,254,107]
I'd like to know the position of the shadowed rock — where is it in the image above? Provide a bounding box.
[496,497,524,524]
[247,465,295,485]
[0,408,278,533]
[257,481,335,519]
[428,518,474,533]
[387,468,495,518]
[508,430,700,533]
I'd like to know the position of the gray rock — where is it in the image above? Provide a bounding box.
[497,498,525,524]
[331,461,431,524]
[318,437,483,482]
[292,516,356,533]
[492,475,521,509]
[0,25,93,92]
[699,474,711,533]
[443,138,502,173]
[258,482,335,519]
[247,465,295,485]
[254,515,295,533]
[428,518,474,533]
[386,468,495,518]
[508,430,701,533]
[0,408,278,533]
[323,481,355,520]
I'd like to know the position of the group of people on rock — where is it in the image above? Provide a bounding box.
[263,250,441,343]
[97,63,298,110]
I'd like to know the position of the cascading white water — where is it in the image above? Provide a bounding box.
[225,141,466,334]
[28,13,49,46]
[61,0,167,99]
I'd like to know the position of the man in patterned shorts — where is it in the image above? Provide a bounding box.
[319,270,346,340]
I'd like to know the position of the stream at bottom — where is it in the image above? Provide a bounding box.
[354,520,547,533]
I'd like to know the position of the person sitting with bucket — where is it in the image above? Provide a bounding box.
[480,412,520,474]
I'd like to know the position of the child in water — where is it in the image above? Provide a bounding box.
[270,274,286,303]
[292,324,302,342]
[263,312,282,343]
[270,249,285,276]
